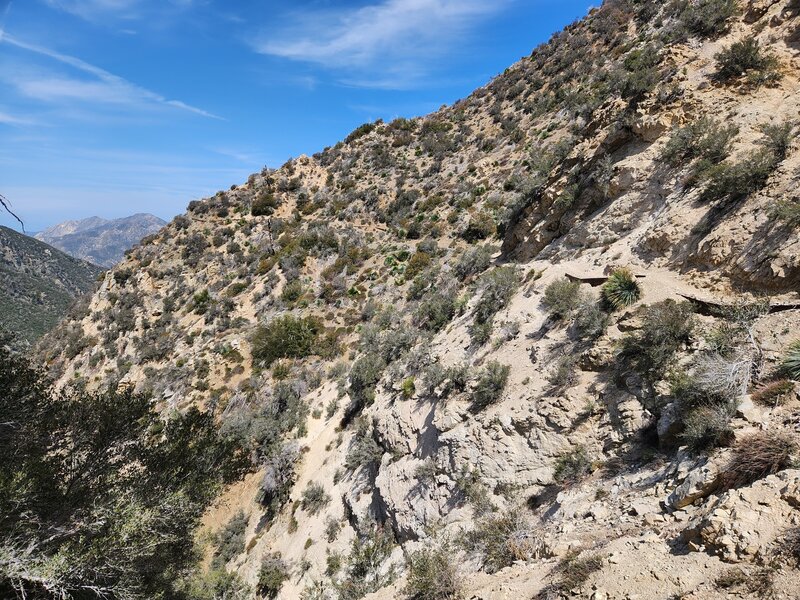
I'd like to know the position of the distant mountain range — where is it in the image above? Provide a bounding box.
[0,226,102,345]
[34,213,167,267]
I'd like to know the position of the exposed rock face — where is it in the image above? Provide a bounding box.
[0,225,102,345]
[35,213,166,267]
[685,470,800,562]
[38,0,800,597]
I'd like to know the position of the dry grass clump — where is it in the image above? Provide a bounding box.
[751,379,795,407]
[715,566,775,597]
[722,431,797,489]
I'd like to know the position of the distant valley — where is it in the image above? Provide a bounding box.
[34,213,167,267]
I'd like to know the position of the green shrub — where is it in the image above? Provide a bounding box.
[542,278,581,319]
[601,268,641,309]
[461,211,496,242]
[281,279,304,304]
[700,147,778,204]
[722,431,797,488]
[620,300,695,385]
[401,376,416,400]
[574,299,608,340]
[617,44,661,100]
[772,199,800,228]
[251,315,322,367]
[661,117,738,167]
[782,341,800,380]
[337,526,396,600]
[301,482,331,515]
[470,361,510,412]
[454,245,493,280]
[252,192,278,216]
[346,352,387,419]
[192,289,212,315]
[548,354,577,389]
[553,446,592,484]
[212,510,248,569]
[257,554,289,599]
[681,404,735,451]
[405,545,462,600]
[473,267,519,326]
[759,121,797,162]
[416,292,457,332]
[674,0,738,38]
[345,419,384,473]
[715,38,781,86]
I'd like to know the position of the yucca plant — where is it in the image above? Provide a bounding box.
[783,341,800,380]
[601,268,641,310]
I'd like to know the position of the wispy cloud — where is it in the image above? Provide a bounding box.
[0,34,222,119]
[254,0,507,89]
[0,109,40,126]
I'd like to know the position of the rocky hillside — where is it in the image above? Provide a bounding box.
[39,1,800,598]
[35,213,167,267]
[0,226,102,346]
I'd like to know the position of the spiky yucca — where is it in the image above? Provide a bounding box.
[601,268,641,309]
[783,341,800,380]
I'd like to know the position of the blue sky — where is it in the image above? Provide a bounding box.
[0,0,594,232]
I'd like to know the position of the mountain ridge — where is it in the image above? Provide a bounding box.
[33,1,800,598]
[34,213,167,267]
[0,225,102,345]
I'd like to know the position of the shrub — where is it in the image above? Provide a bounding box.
[541,278,581,319]
[759,121,797,162]
[722,431,797,488]
[700,147,778,204]
[782,341,800,380]
[661,117,738,167]
[473,267,519,327]
[345,419,384,473]
[337,526,396,600]
[751,379,794,407]
[301,482,331,515]
[714,566,775,596]
[252,192,278,216]
[251,315,322,367]
[771,199,800,227]
[212,510,248,569]
[405,545,462,600]
[346,352,387,419]
[555,552,605,593]
[681,404,735,451]
[601,268,641,310]
[548,354,577,389]
[257,554,289,599]
[574,298,608,340]
[461,211,496,242]
[620,300,695,385]
[715,38,781,87]
[454,245,493,280]
[416,292,457,333]
[553,446,592,485]
[675,0,738,38]
[401,376,416,400]
[777,527,800,568]
[471,361,510,412]
[617,45,661,100]
[465,509,538,574]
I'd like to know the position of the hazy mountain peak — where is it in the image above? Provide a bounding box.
[34,213,167,267]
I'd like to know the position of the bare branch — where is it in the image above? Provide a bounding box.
[0,193,25,232]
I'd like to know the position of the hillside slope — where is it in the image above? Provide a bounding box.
[0,226,102,345]
[35,213,167,267]
[40,1,800,598]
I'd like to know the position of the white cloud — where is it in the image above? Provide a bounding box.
[0,109,38,126]
[1,34,222,119]
[254,0,507,89]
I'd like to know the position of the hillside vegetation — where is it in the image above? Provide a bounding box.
[0,226,102,346]
[13,0,800,598]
